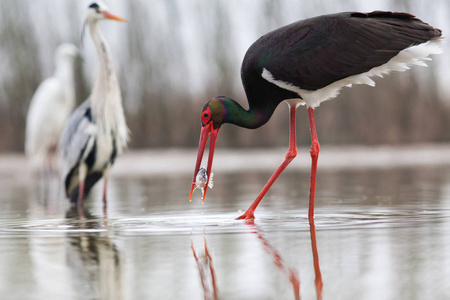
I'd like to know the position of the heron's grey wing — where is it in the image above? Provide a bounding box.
[59,99,96,191]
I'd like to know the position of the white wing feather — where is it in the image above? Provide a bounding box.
[25,78,72,164]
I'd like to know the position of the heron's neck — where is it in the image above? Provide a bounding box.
[55,60,76,105]
[88,20,121,109]
[87,20,128,147]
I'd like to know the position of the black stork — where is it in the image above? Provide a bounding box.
[189,11,443,220]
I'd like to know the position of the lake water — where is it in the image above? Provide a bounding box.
[0,147,450,300]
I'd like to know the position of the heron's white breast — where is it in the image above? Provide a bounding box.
[92,127,115,171]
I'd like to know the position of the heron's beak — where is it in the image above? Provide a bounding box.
[102,11,126,22]
[189,122,219,203]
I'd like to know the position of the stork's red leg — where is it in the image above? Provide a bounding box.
[308,107,320,220]
[237,104,298,220]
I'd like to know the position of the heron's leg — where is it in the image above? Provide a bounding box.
[42,159,50,202]
[42,146,58,202]
[237,104,298,220]
[77,163,87,216]
[102,168,110,216]
[47,144,57,175]
[307,107,320,220]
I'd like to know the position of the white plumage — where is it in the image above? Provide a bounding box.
[262,39,443,108]
[25,43,79,169]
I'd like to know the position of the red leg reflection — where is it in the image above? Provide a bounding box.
[249,221,323,300]
[191,238,219,300]
[309,219,323,300]
[253,226,301,300]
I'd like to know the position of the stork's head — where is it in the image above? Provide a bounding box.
[189,97,229,202]
[86,1,125,22]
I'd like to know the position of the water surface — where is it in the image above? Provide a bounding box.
[0,150,449,300]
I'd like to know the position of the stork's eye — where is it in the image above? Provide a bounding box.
[201,107,212,124]
[96,8,100,13]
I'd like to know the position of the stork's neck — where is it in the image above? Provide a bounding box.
[222,97,279,129]
[223,69,300,129]
[88,20,121,110]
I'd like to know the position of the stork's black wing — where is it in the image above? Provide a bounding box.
[245,11,441,91]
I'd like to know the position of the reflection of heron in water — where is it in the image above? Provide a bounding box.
[65,209,123,299]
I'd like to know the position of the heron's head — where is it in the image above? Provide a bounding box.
[189,97,229,202]
[86,1,126,22]
[55,44,80,64]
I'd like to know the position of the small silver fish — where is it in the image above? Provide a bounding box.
[194,166,214,200]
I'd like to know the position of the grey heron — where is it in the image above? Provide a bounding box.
[59,1,128,213]
[25,43,79,171]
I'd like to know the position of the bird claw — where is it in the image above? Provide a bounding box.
[236,211,255,221]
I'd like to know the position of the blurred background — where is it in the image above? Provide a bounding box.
[0,0,448,152]
[0,3,449,298]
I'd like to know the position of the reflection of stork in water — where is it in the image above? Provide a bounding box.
[191,220,323,300]
[59,1,128,215]
[249,220,323,300]
[251,225,301,300]
[309,220,323,300]
[191,238,219,300]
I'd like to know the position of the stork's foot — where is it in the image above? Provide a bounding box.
[236,210,255,221]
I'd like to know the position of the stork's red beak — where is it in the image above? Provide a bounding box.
[102,11,126,22]
[189,123,219,203]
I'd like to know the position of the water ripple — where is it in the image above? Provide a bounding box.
[0,207,447,237]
